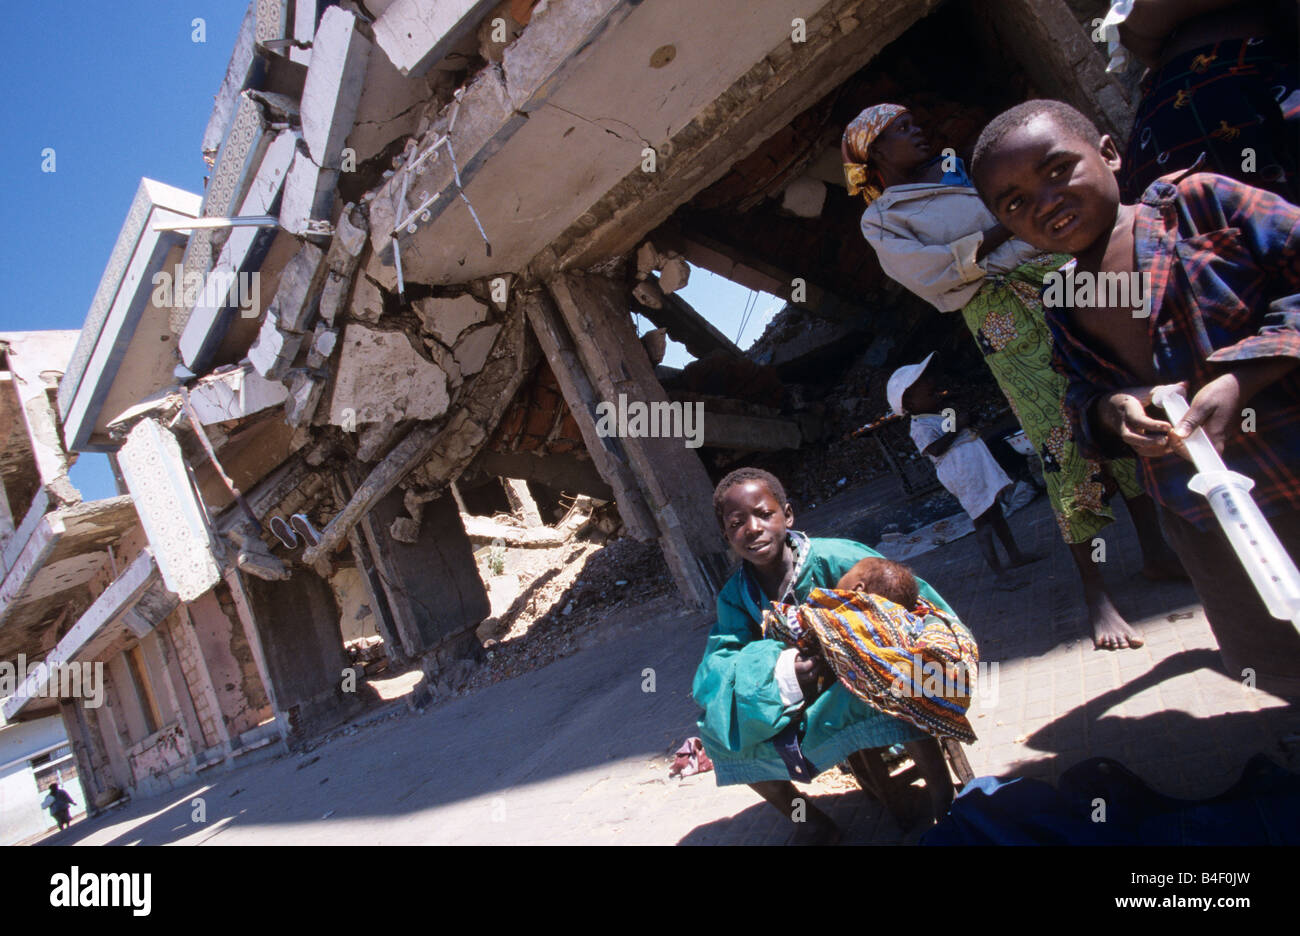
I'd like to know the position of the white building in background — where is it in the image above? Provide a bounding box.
[0,709,83,844]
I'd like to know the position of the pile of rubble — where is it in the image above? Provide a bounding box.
[464,535,679,692]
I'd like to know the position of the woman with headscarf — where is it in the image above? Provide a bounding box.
[845,103,1185,652]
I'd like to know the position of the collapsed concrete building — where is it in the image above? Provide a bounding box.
[1,0,1132,809]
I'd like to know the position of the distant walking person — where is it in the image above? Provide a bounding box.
[43,783,74,831]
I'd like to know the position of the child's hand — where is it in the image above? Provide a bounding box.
[1168,373,1242,458]
[1169,359,1300,460]
[793,651,832,700]
[1096,387,1174,458]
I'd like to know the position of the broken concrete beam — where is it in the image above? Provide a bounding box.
[284,369,326,428]
[281,147,339,237]
[452,323,500,377]
[248,314,306,380]
[268,241,326,333]
[346,274,383,323]
[372,0,499,77]
[301,6,372,169]
[547,273,731,608]
[502,477,542,528]
[326,206,368,277]
[179,127,298,371]
[632,278,664,310]
[635,290,743,361]
[188,365,290,424]
[658,256,690,294]
[520,289,656,541]
[328,324,449,426]
[303,421,440,564]
[635,241,661,278]
[317,271,350,326]
[289,0,318,67]
[413,293,487,347]
[306,323,338,368]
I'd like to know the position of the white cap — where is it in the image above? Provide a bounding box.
[886,352,935,415]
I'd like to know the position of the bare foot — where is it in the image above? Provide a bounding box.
[1140,558,1189,582]
[1089,593,1144,650]
[1006,551,1046,568]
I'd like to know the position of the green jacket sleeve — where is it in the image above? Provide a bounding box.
[691,581,796,754]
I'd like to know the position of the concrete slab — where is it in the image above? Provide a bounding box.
[414,294,487,347]
[301,6,371,170]
[371,0,498,77]
[328,324,450,426]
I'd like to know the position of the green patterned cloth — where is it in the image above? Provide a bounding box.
[959,254,1142,544]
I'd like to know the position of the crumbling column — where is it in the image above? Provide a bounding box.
[543,273,731,608]
[167,604,233,756]
[60,699,111,815]
[11,365,77,506]
[502,477,543,527]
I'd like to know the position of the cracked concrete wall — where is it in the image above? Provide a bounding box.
[358,486,489,660]
[240,568,359,742]
[165,613,225,750]
[188,588,272,740]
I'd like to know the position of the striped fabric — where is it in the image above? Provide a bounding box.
[763,588,979,743]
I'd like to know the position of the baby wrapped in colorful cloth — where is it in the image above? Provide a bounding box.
[762,556,980,743]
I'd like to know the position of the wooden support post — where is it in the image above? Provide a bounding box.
[520,289,657,542]
[301,423,440,566]
[544,273,731,608]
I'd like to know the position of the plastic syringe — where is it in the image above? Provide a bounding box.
[1151,384,1300,631]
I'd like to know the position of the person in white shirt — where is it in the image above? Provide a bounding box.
[888,354,1038,591]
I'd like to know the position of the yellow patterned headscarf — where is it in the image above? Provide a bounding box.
[842,103,907,205]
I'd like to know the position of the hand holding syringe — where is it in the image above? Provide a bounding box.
[1151,385,1300,631]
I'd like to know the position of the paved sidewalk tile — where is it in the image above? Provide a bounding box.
[36,494,1300,846]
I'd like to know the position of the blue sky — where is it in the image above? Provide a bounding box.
[1,2,244,500]
[0,2,776,502]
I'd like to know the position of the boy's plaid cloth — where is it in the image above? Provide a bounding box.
[1046,173,1300,528]
[763,588,979,743]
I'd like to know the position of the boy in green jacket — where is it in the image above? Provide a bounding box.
[693,467,961,841]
